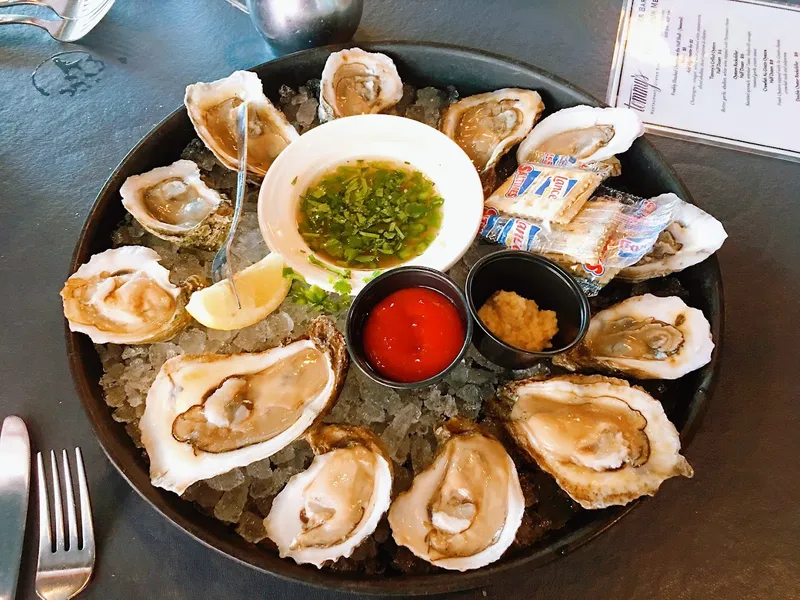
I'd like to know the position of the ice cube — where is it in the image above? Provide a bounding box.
[213,481,249,523]
[380,402,421,463]
[182,482,223,509]
[206,468,246,491]
[176,328,207,354]
[271,443,295,465]
[236,511,267,543]
[296,98,319,126]
[245,458,272,479]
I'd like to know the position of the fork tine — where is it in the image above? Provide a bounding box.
[49,450,65,551]
[62,449,79,551]
[75,448,95,550]
[37,452,52,557]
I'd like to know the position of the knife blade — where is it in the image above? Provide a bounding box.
[0,416,30,600]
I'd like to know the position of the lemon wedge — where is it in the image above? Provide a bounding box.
[186,253,291,331]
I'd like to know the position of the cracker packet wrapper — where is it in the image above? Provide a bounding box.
[485,151,615,226]
[479,187,679,295]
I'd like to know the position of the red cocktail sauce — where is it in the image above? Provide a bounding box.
[363,287,465,383]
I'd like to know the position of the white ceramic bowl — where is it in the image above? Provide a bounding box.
[258,114,484,294]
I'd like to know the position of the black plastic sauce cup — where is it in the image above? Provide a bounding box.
[345,266,473,389]
[465,250,590,370]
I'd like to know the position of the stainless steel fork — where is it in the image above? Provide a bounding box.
[35,449,95,600]
[0,0,113,42]
[0,0,111,19]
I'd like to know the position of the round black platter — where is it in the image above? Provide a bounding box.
[66,42,723,596]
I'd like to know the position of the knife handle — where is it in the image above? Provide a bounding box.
[0,416,31,600]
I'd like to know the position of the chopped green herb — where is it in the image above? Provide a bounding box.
[282,267,305,284]
[308,254,351,279]
[297,160,443,270]
[291,176,298,185]
[282,267,351,313]
[364,270,383,283]
[332,278,353,295]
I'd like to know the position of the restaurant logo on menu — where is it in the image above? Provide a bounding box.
[625,71,660,113]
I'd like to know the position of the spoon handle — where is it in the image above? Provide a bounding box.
[225,101,248,309]
[222,0,248,13]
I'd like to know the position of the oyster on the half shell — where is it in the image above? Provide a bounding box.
[517,105,644,163]
[553,294,714,380]
[140,316,348,495]
[264,425,393,568]
[388,418,524,571]
[619,199,727,282]
[61,246,201,345]
[440,88,544,192]
[185,70,299,178]
[318,48,403,121]
[120,160,232,250]
[499,374,693,509]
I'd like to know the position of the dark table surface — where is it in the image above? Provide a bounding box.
[1,1,798,599]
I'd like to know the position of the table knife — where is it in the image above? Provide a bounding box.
[0,416,30,600]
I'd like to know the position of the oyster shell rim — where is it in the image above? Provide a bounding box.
[119,159,233,251]
[318,47,404,122]
[618,199,728,282]
[552,294,715,380]
[139,316,349,495]
[387,418,525,572]
[516,105,644,164]
[497,374,694,510]
[440,87,545,176]
[184,70,300,178]
[60,245,201,345]
[263,423,393,568]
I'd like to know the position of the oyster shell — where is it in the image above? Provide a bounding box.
[318,48,403,121]
[264,424,392,568]
[498,374,693,509]
[619,199,727,282]
[185,70,299,178]
[517,105,644,163]
[440,88,544,192]
[61,246,201,345]
[120,160,232,250]
[553,294,714,379]
[388,418,524,571]
[140,316,348,494]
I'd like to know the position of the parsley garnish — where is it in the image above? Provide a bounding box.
[282,267,351,313]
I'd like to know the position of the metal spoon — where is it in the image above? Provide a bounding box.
[211,101,248,309]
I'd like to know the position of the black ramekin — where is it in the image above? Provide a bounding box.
[465,249,590,370]
[345,266,473,389]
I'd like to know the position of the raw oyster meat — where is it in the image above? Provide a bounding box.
[619,199,727,282]
[120,160,232,250]
[440,88,544,192]
[140,316,348,494]
[498,374,693,509]
[388,418,524,571]
[264,424,392,568]
[61,246,201,344]
[517,105,644,163]
[318,48,403,121]
[185,70,299,178]
[553,294,714,380]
